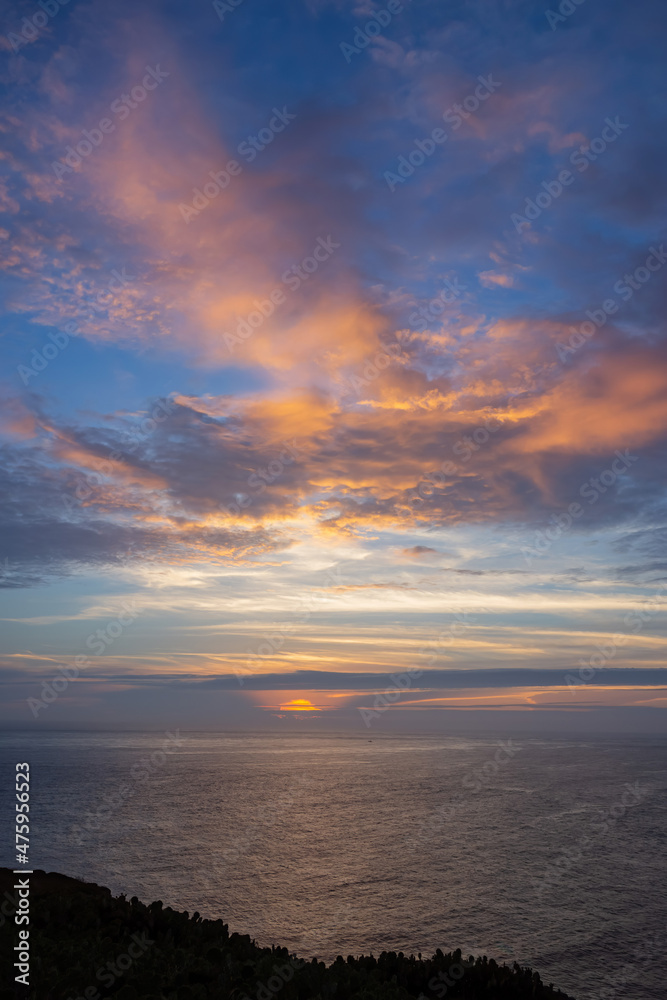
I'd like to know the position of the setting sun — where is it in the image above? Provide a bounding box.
[278,698,322,713]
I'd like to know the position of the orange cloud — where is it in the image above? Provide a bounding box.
[509,350,667,455]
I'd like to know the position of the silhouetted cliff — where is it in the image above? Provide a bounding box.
[0,869,574,1000]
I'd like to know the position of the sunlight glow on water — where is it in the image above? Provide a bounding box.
[1,731,665,1000]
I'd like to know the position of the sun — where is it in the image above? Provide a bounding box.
[278,698,321,713]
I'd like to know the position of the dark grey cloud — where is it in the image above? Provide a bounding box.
[179,667,667,691]
[0,423,291,586]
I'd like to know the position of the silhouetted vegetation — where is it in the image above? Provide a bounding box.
[0,869,574,1000]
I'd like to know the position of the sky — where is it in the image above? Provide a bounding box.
[1,0,667,732]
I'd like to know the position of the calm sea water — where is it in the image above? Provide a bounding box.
[1,731,666,1000]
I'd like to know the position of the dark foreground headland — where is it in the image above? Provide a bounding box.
[0,868,575,1000]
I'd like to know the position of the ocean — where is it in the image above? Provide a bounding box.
[1,731,665,1000]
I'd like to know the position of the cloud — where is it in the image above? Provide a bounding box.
[3,326,667,585]
[7,665,661,692]
[401,545,442,558]
[0,397,295,585]
[333,582,417,591]
[478,270,514,288]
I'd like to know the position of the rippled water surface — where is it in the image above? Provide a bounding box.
[1,731,666,999]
